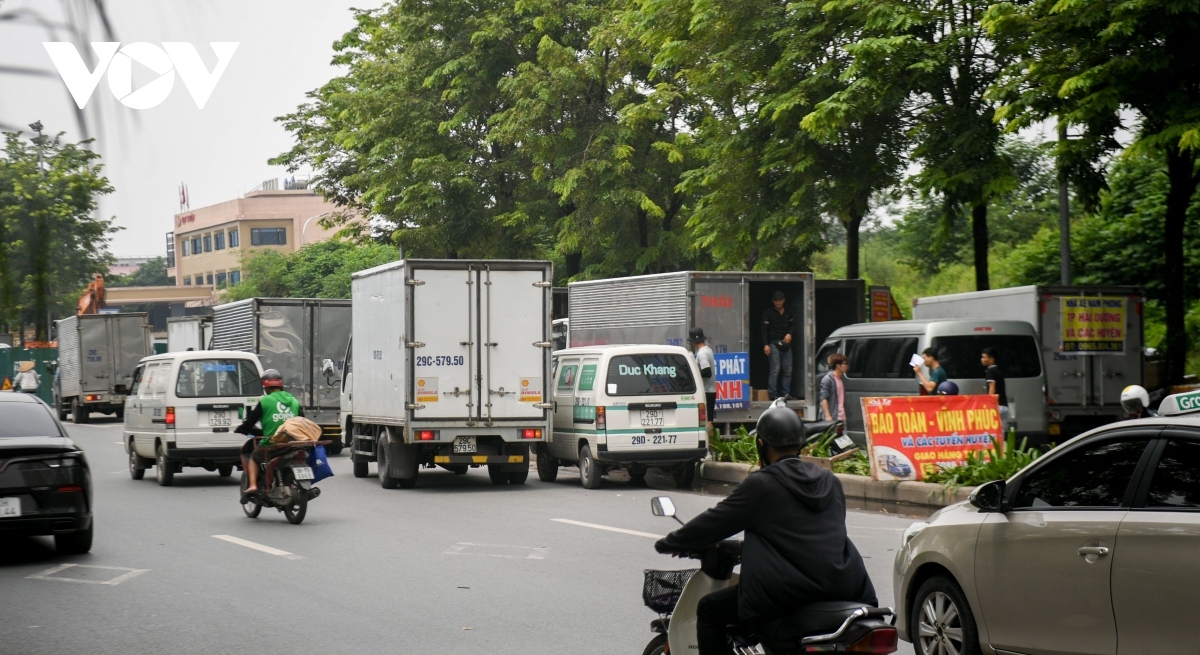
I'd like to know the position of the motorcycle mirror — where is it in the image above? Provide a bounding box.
[651,496,676,518]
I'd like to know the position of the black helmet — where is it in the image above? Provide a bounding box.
[261,369,284,388]
[688,327,707,344]
[755,400,804,447]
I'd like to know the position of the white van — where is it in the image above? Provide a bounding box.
[817,320,1048,446]
[541,345,708,489]
[122,351,265,486]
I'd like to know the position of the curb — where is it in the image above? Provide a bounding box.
[699,461,974,509]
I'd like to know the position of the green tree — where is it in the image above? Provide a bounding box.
[986,0,1200,383]
[107,257,171,288]
[0,124,116,339]
[225,240,399,301]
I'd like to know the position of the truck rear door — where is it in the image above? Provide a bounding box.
[411,267,476,420]
[79,318,109,393]
[481,267,548,422]
[311,303,351,415]
[113,317,147,394]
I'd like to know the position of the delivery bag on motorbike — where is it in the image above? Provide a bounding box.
[308,444,335,483]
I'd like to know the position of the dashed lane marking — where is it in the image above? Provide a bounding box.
[212,534,304,560]
[443,542,547,560]
[551,518,664,539]
[28,564,149,586]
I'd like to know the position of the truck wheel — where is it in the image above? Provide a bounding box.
[536,447,559,483]
[506,469,529,485]
[326,441,343,456]
[377,438,399,489]
[56,398,68,422]
[579,445,603,489]
[156,443,175,487]
[128,446,145,480]
[673,462,696,489]
[217,465,233,477]
[488,465,508,485]
[115,408,124,421]
[352,452,369,478]
[71,398,89,424]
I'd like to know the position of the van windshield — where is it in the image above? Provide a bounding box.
[606,354,696,396]
[931,335,1042,379]
[175,360,263,398]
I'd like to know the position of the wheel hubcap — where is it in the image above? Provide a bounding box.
[918,591,964,655]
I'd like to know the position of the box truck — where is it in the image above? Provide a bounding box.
[166,316,212,353]
[346,259,553,488]
[211,298,351,453]
[913,285,1145,438]
[54,313,152,423]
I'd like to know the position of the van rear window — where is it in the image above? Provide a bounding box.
[176,359,263,398]
[931,335,1042,379]
[606,354,696,396]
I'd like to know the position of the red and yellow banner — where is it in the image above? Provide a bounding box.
[861,395,1002,481]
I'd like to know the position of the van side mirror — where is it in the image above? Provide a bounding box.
[321,358,337,379]
[969,479,1006,512]
[651,496,676,518]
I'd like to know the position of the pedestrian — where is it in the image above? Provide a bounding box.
[819,354,848,422]
[689,327,716,436]
[914,347,947,395]
[981,347,1012,433]
[761,290,794,400]
[14,362,40,394]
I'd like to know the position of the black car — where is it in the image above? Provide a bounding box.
[0,393,93,553]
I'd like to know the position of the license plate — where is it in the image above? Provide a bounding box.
[453,436,477,454]
[834,435,854,450]
[292,466,314,480]
[640,410,665,427]
[209,410,230,427]
[0,497,20,518]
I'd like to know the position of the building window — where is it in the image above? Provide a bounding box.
[192,237,201,254]
[216,272,227,288]
[229,229,239,247]
[230,270,241,285]
[195,275,204,286]
[183,277,192,286]
[182,240,190,256]
[250,227,287,246]
[206,273,214,286]
[203,234,212,252]
[214,232,225,250]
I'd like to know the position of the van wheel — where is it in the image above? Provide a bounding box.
[579,445,602,489]
[673,462,696,489]
[377,438,399,489]
[217,465,233,477]
[628,464,648,486]
[156,443,175,486]
[128,446,145,480]
[536,448,559,482]
[911,575,981,655]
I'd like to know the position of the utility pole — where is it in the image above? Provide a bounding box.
[1058,120,1072,285]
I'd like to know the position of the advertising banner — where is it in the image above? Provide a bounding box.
[1060,296,1126,354]
[714,352,750,411]
[870,287,891,322]
[862,395,1003,481]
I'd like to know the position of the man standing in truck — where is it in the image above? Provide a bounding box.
[761,291,794,400]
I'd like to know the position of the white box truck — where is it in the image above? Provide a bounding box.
[166,316,212,353]
[347,259,553,488]
[913,285,1145,439]
[54,313,152,423]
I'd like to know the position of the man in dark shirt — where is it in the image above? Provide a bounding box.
[761,291,794,400]
[981,347,1012,433]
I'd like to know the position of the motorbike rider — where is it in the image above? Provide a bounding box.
[235,369,303,497]
[1120,384,1157,418]
[654,402,877,655]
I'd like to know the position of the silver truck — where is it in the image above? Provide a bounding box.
[347,259,553,488]
[913,285,1145,439]
[54,313,152,423]
[567,272,863,426]
[210,298,351,453]
[166,316,213,353]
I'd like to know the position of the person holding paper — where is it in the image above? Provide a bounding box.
[913,347,946,395]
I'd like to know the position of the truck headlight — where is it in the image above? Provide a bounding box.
[902,521,928,547]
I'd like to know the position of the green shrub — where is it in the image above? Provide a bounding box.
[710,426,759,464]
[923,433,1042,492]
[832,450,870,476]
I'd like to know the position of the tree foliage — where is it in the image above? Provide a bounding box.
[225,240,399,301]
[107,257,171,288]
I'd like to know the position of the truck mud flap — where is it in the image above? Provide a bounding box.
[386,439,419,480]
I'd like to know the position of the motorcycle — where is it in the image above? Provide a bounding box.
[643,496,897,655]
[238,437,328,525]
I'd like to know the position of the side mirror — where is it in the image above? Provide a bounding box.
[321,358,337,378]
[651,496,676,518]
[969,479,1006,512]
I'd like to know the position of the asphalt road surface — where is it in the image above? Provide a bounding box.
[1,420,918,655]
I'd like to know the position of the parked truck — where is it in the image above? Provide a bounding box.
[567,273,863,426]
[166,316,212,353]
[346,259,553,488]
[211,298,351,453]
[54,313,152,423]
[913,285,1145,439]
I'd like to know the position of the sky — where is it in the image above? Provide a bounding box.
[0,0,386,258]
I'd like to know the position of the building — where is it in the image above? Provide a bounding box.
[109,257,153,277]
[167,179,343,289]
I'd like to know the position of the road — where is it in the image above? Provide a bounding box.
[1,420,918,655]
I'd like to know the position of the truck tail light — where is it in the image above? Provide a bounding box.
[596,406,606,429]
[522,429,542,439]
[417,430,436,441]
[698,402,707,423]
[85,394,101,402]
[166,407,175,426]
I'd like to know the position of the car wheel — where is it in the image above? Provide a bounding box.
[156,442,175,486]
[579,445,602,489]
[673,461,696,489]
[377,437,399,489]
[55,523,93,555]
[912,575,981,655]
[536,447,559,482]
[217,465,233,477]
[128,445,145,480]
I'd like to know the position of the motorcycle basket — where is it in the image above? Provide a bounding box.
[643,569,698,614]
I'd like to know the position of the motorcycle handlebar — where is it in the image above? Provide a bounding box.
[660,539,743,559]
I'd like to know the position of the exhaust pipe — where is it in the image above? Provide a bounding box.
[306,487,321,501]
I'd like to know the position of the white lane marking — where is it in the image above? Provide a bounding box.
[443,542,547,560]
[113,442,124,445]
[847,525,905,532]
[551,518,664,539]
[212,535,304,560]
[28,563,149,586]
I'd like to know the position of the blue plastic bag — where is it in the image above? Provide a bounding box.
[307,445,335,483]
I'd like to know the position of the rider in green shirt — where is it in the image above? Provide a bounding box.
[236,369,302,494]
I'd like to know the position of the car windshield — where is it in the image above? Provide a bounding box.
[930,335,1043,379]
[175,359,263,398]
[0,402,63,438]
[606,354,697,396]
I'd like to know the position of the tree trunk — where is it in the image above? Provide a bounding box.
[1164,148,1198,384]
[844,208,864,279]
[636,208,649,250]
[971,201,990,291]
[564,252,582,280]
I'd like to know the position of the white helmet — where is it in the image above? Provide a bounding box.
[1120,385,1150,416]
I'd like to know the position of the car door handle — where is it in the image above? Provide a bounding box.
[1078,546,1110,557]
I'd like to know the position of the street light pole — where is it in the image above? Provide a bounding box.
[299,211,332,247]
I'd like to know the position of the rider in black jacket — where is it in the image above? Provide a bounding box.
[655,402,877,655]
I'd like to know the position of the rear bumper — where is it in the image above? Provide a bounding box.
[594,446,707,464]
[0,513,91,536]
[165,444,243,463]
[432,455,526,465]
